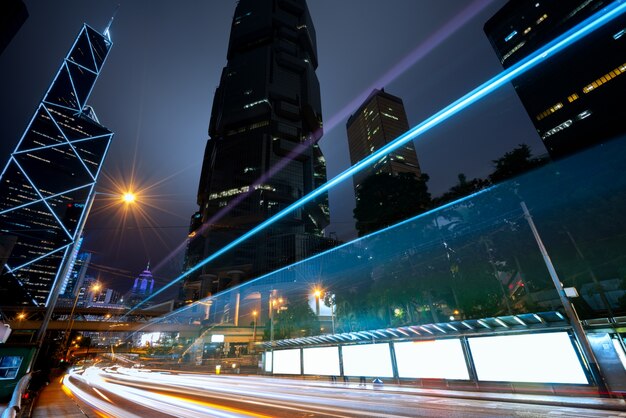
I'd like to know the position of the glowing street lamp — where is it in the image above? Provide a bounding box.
[252,310,258,343]
[122,192,136,204]
[313,288,322,316]
[62,281,102,361]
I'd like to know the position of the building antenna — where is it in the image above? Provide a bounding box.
[104,4,120,40]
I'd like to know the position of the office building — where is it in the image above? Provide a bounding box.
[484,0,626,158]
[0,24,113,306]
[183,0,334,301]
[59,250,91,298]
[125,263,155,307]
[347,88,422,191]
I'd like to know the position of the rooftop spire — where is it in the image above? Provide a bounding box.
[103,4,120,41]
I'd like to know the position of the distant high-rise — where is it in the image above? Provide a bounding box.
[347,89,421,191]
[484,0,626,158]
[59,249,91,299]
[126,263,155,307]
[0,24,113,307]
[0,0,28,56]
[183,0,333,301]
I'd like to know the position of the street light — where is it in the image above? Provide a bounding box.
[122,192,136,204]
[269,293,284,372]
[313,288,321,316]
[312,287,335,334]
[252,310,258,343]
[62,281,101,361]
[35,189,138,357]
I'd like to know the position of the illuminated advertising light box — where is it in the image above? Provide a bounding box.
[395,339,470,380]
[341,343,393,377]
[273,349,301,375]
[303,346,340,376]
[264,351,272,372]
[468,332,588,384]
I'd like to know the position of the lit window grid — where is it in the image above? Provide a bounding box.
[0,24,113,306]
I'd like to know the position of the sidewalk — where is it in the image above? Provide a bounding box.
[31,377,90,418]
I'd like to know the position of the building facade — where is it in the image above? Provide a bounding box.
[125,263,155,307]
[183,0,334,302]
[0,24,113,306]
[347,89,422,192]
[484,0,626,158]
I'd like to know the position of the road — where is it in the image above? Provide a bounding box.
[60,367,625,417]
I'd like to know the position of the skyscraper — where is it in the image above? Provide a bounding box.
[183,0,332,301]
[0,0,28,56]
[346,88,422,192]
[126,263,155,308]
[484,0,626,158]
[0,24,113,307]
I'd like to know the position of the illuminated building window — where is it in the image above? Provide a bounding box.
[505,30,518,42]
[542,119,574,139]
[249,120,269,130]
[536,102,563,121]
[381,112,399,120]
[567,93,579,103]
[583,62,626,93]
[536,13,548,24]
[523,26,532,35]
[243,99,269,109]
[501,41,526,64]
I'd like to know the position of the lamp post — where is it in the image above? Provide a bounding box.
[62,282,100,361]
[268,293,284,372]
[32,189,137,370]
[313,288,321,317]
[521,201,608,394]
[252,310,258,343]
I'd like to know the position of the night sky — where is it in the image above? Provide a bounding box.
[0,0,542,294]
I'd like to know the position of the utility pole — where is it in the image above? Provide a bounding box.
[521,202,608,394]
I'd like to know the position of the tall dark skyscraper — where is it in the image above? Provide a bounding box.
[484,0,626,158]
[346,89,421,192]
[0,0,28,56]
[0,24,113,307]
[183,0,332,301]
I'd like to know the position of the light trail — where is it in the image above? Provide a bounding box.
[128,0,626,314]
[62,367,626,417]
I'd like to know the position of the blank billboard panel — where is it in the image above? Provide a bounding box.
[303,346,340,376]
[395,339,470,380]
[468,332,588,384]
[264,351,272,372]
[273,349,301,375]
[342,344,393,377]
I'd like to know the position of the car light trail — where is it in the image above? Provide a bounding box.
[128,0,626,314]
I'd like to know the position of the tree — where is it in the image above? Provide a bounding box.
[436,173,491,206]
[353,172,432,237]
[489,144,546,184]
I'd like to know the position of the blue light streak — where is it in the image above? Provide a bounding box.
[504,30,518,42]
[129,0,626,313]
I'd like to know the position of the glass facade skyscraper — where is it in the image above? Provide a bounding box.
[347,89,422,191]
[183,0,333,301]
[484,0,626,158]
[0,24,113,307]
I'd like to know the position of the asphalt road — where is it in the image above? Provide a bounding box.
[60,367,626,417]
